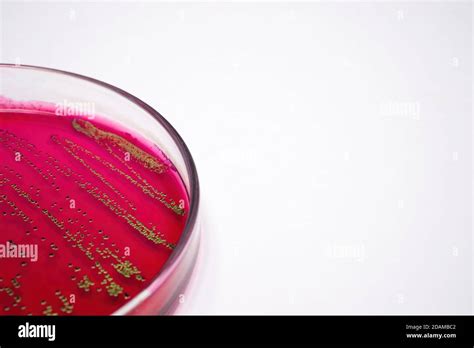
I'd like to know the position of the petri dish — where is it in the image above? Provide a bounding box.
[0,64,200,315]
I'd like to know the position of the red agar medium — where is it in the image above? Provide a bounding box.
[0,99,189,315]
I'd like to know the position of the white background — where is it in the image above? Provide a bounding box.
[1,0,472,314]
